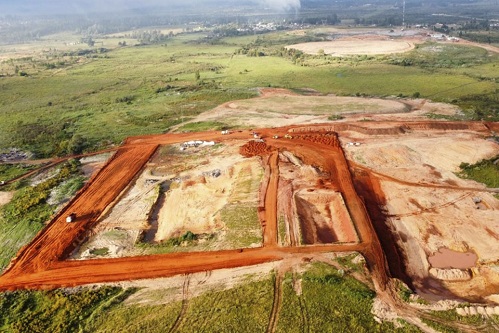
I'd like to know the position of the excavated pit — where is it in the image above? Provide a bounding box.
[295,189,358,244]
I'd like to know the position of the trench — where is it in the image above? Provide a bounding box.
[143,181,171,243]
[351,168,414,290]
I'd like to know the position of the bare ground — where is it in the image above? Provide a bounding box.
[183,88,460,131]
[288,39,415,56]
[0,191,13,207]
[346,129,499,302]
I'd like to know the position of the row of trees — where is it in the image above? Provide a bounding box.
[126,30,173,44]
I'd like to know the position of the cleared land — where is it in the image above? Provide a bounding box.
[1,120,496,305]
[0,126,375,290]
[288,39,415,56]
[347,131,499,302]
[0,88,497,307]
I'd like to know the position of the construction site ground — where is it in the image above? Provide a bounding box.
[0,88,498,331]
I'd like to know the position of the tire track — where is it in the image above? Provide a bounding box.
[298,296,310,333]
[191,271,223,333]
[168,274,191,333]
[387,192,472,217]
[293,273,309,333]
[267,272,283,333]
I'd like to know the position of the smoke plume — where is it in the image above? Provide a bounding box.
[258,0,301,11]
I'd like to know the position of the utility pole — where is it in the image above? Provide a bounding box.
[402,0,406,27]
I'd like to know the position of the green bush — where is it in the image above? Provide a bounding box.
[457,156,499,188]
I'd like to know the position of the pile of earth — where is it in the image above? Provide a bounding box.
[240,140,272,157]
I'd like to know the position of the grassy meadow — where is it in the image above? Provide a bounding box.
[458,156,499,188]
[0,260,427,333]
[0,29,498,157]
[1,258,492,332]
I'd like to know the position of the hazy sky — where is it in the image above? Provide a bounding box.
[1,0,302,15]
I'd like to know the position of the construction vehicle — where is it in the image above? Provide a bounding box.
[66,213,77,223]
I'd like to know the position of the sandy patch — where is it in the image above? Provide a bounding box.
[80,153,113,177]
[287,39,415,56]
[383,182,499,299]
[346,123,499,300]
[153,148,260,242]
[154,174,230,241]
[420,101,461,116]
[181,87,471,132]
[348,132,499,184]
[376,172,496,299]
[0,191,13,207]
[190,92,410,129]
[71,168,161,259]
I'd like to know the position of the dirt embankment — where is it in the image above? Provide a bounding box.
[486,122,499,132]
[352,168,414,290]
[290,121,490,136]
[295,189,358,244]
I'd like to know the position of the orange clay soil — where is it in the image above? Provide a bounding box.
[0,121,495,295]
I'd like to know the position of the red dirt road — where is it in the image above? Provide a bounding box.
[2,144,159,276]
[0,121,491,291]
[263,151,279,247]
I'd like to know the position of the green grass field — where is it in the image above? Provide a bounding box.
[1,29,498,156]
[458,156,499,188]
[0,261,424,333]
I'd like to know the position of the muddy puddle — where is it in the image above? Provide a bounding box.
[428,247,477,269]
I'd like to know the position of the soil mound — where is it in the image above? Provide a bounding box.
[291,121,489,136]
[295,133,340,148]
[291,124,406,136]
[239,140,272,157]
